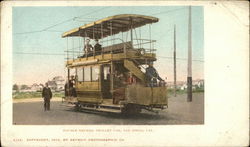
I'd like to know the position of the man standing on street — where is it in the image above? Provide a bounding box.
[42,83,52,111]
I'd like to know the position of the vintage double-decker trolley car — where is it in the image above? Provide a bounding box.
[62,14,167,114]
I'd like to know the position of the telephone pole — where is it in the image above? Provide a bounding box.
[187,6,192,102]
[173,25,177,97]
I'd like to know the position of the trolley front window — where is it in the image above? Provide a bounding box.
[92,66,100,81]
[84,66,91,81]
[77,68,83,82]
[103,66,110,80]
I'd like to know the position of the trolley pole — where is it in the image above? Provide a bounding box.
[66,37,70,97]
[173,25,177,97]
[187,6,192,102]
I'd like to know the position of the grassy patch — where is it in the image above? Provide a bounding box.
[193,87,205,93]
[13,91,64,99]
[167,87,204,96]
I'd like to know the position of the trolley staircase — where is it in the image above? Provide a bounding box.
[124,59,146,83]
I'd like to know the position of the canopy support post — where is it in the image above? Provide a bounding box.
[110,21,113,59]
[130,17,133,49]
[93,23,95,59]
[101,23,104,59]
[78,29,81,58]
[122,31,126,58]
[72,37,74,61]
[149,24,152,53]
[84,30,88,59]
[139,27,142,49]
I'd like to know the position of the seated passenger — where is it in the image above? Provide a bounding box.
[114,71,126,88]
[94,39,102,55]
[145,62,164,87]
[113,72,126,104]
[83,38,93,57]
[127,72,137,85]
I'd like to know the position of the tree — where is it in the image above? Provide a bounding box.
[13,84,19,91]
[20,85,28,90]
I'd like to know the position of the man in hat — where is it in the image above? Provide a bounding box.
[69,75,77,97]
[42,83,52,111]
[94,39,102,55]
[145,62,164,87]
[84,38,93,56]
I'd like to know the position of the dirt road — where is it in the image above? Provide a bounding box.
[13,93,204,125]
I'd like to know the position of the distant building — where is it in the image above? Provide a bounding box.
[180,83,187,90]
[30,83,43,92]
[167,79,204,90]
[193,79,204,88]
[47,76,65,91]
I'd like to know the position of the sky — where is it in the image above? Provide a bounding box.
[13,6,203,85]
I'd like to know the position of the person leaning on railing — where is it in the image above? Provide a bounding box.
[145,62,165,87]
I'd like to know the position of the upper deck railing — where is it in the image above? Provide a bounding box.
[65,38,156,61]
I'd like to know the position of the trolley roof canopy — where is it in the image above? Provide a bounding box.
[62,14,159,39]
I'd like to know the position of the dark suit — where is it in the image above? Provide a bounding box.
[84,44,93,56]
[42,87,52,111]
[94,43,102,55]
[145,66,163,87]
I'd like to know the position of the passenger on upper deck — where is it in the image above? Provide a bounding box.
[83,38,93,57]
[145,62,164,87]
[94,39,102,55]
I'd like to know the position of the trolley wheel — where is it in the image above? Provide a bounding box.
[121,104,141,115]
[74,103,80,111]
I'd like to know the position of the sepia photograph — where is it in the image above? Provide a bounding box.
[1,1,248,146]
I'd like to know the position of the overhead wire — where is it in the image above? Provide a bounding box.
[157,56,204,62]
[150,7,187,16]
[14,6,111,35]
[13,52,64,56]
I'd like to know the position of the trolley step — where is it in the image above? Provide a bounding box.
[80,106,122,113]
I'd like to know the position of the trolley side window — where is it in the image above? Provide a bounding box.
[92,66,100,81]
[84,66,91,81]
[103,66,110,80]
[77,68,83,82]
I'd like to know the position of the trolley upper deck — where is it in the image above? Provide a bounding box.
[62,14,159,67]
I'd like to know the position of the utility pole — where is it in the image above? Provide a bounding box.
[173,25,177,97]
[187,6,192,102]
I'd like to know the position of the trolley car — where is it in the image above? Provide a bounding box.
[62,14,167,114]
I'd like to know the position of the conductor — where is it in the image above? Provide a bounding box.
[145,62,164,87]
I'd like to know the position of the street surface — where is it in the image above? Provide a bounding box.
[13,93,204,125]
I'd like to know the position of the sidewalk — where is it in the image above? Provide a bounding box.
[13,97,63,103]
